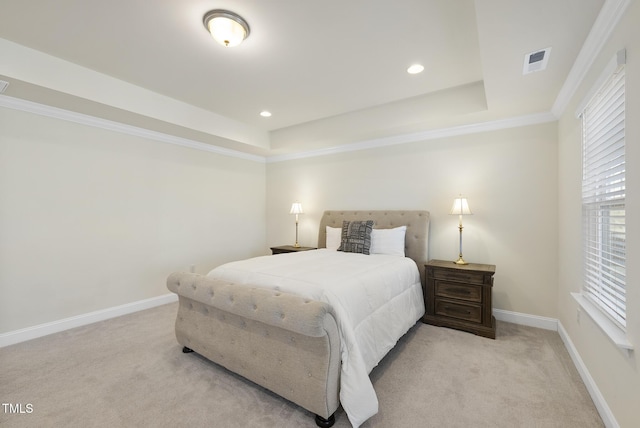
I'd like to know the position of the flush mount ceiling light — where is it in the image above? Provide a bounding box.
[203,9,250,47]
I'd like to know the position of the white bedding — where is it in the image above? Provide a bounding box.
[207,249,425,427]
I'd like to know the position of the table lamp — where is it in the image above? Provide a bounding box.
[290,202,304,247]
[450,195,473,265]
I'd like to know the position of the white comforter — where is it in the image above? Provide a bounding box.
[207,249,425,427]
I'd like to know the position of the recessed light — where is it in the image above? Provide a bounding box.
[260,111,272,117]
[407,64,424,74]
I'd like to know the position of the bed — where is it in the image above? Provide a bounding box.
[167,210,430,427]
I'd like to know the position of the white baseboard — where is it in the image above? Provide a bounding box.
[557,322,619,428]
[494,309,617,427]
[0,293,178,348]
[493,308,558,331]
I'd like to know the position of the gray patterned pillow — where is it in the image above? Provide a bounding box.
[338,220,374,254]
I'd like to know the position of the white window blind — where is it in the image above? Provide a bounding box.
[581,64,626,329]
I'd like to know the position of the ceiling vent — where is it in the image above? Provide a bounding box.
[0,80,9,94]
[523,47,551,75]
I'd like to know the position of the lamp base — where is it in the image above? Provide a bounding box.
[453,256,469,265]
[293,243,301,248]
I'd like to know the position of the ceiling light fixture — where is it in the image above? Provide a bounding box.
[260,111,272,117]
[407,64,424,74]
[203,9,250,47]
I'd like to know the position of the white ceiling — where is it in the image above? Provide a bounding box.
[0,0,605,156]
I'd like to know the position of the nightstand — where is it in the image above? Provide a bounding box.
[270,245,317,255]
[422,259,496,339]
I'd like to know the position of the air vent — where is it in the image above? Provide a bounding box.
[0,80,9,94]
[523,47,551,75]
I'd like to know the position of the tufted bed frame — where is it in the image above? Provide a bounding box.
[166,210,430,427]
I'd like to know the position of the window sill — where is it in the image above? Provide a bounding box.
[572,292,633,355]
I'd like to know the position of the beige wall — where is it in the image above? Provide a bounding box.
[557,2,640,427]
[0,107,266,334]
[266,122,559,318]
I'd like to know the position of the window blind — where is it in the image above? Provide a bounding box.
[581,66,626,329]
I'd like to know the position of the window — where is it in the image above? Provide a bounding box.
[581,56,626,329]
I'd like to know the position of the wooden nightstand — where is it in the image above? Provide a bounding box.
[270,245,317,255]
[422,259,496,339]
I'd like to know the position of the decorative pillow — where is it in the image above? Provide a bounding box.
[370,226,407,257]
[326,226,342,250]
[338,220,374,254]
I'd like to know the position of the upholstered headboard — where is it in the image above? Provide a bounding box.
[318,210,430,284]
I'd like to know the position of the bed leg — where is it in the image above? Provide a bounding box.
[314,413,335,428]
[182,346,194,353]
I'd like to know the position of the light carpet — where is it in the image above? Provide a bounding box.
[0,302,603,427]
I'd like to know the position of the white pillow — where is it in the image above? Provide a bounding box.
[370,226,407,257]
[326,226,342,250]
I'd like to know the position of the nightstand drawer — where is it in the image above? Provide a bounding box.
[435,299,482,323]
[435,281,482,303]
[432,269,484,285]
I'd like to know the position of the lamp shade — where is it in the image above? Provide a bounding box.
[290,202,304,215]
[449,197,472,216]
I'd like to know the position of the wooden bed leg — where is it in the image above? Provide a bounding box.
[182,346,194,353]
[315,413,335,428]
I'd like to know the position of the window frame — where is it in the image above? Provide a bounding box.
[572,49,631,352]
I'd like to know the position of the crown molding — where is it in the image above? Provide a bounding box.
[266,111,557,163]
[1,93,557,164]
[0,95,266,163]
[552,0,631,117]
